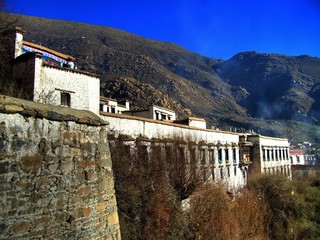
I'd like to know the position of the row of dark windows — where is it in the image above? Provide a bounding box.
[263,149,289,161]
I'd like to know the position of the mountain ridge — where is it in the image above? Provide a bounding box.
[6,14,320,142]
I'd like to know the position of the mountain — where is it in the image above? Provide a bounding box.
[6,14,320,142]
[215,52,320,123]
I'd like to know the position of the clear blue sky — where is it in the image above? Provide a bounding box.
[9,0,320,60]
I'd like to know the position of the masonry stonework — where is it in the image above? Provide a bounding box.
[0,95,120,239]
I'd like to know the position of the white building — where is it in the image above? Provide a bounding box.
[11,27,100,115]
[240,134,291,177]
[8,27,293,190]
[100,96,130,114]
[290,149,306,165]
[124,105,176,121]
[173,117,207,129]
[100,112,249,190]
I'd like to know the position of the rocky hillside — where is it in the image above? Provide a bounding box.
[215,52,320,123]
[7,14,320,142]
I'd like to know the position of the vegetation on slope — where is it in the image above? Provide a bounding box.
[2,14,320,142]
[110,140,320,240]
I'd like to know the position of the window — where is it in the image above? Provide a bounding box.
[263,150,266,161]
[233,148,237,163]
[208,149,214,165]
[200,149,206,165]
[61,92,71,107]
[234,166,237,176]
[225,148,229,163]
[218,149,223,164]
[111,107,116,113]
[99,104,104,111]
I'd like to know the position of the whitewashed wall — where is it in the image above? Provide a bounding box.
[33,60,100,115]
[101,113,246,189]
[247,135,291,176]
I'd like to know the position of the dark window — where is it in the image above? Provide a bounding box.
[225,148,229,163]
[200,149,206,165]
[234,166,237,176]
[61,92,71,107]
[208,149,214,165]
[111,107,116,113]
[99,104,104,111]
[218,149,223,164]
[263,150,266,161]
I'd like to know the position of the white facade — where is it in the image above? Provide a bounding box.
[124,105,176,121]
[12,28,100,115]
[101,112,247,190]
[187,117,206,129]
[290,149,306,165]
[100,97,130,114]
[242,134,291,177]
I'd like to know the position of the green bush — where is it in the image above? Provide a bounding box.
[248,175,320,240]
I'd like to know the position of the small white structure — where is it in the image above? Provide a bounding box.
[124,105,176,121]
[11,28,100,115]
[174,117,207,129]
[240,134,291,177]
[290,149,306,165]
[100,97,130,114]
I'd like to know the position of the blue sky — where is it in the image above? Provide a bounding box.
[9,0,320,59]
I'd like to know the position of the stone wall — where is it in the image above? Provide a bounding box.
[0,95,120,239]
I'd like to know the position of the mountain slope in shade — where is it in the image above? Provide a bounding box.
[215,52,320,123]
[5,14,320,142]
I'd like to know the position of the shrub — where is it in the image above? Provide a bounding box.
[248,174,320,240]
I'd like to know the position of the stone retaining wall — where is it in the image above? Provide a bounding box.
[0,95,120,239]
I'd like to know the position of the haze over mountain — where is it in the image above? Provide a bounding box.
[10,15,320,142]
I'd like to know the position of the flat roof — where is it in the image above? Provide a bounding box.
[23,40,76,61]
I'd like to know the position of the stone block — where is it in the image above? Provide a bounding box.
[0,222,8,235]
[77,186,92,197]
[84,170,97,181]
[12,220,31,234]
[60,160,74,173]
[35,176,51,190]
[96,202,106,212]
[98,177,114,192]
[97,143,109,153]
[4,104,24,113]
[20,154,44,174]
[82,207,91,217]
[96,152,112,169]
[80,142,96,153]
[0,161,10,174]
[107,212,119,226]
